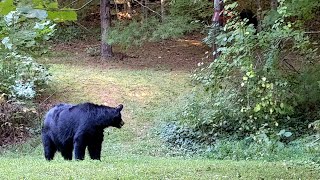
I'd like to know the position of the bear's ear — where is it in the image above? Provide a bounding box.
[116,104,123,112]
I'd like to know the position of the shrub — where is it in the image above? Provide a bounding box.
[0,99,38,147]
[0,7,56,56]
[159,122,207,155]
[0,52,50,99]
[195,0,318,137]
[169,0,212,23]
[107,15,201,49]
[151,16,201,41]
[53,23,94,42]
[0,7,53,100]
[107,0,210,48]
[107,18,159,49]
[205,135,320,161]
[159,0,320,154]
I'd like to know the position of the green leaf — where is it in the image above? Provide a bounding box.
[280,103,284,108]
[32,0,44,8]
[22,9,48,20]
[0,0,15,15]
[1,37,13,49]
[254,104,261,112]
[283,131,292,137]
[47,9,77,22]
[46,2,59,9]
[277,129,286,135]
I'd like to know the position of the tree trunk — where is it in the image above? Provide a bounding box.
[212,0,223,60]
[270,0,278,10]
[161,0,165,22]
[143,0,148,20]
[100,0,113,58]
[256,0,262,32]
[126,0,132,18]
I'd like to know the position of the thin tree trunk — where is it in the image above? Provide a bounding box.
[271,0,278,10]
[100,0,113,58]
[256,0,262,32]
[143,0,148,20]
[212,0,222,60]
[161,0,165,22]
[127,0,132,18]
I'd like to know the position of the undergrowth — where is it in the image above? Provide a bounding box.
[107,16,201,49]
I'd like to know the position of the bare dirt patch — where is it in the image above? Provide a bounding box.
[51,34,211,72]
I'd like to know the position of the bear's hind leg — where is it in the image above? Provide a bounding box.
[61,144,73,160]
[42,133,57,161]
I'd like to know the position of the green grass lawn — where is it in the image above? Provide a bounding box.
[0,155,319,179]
[1,55,319,179]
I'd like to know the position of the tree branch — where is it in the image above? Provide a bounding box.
[305,31,320,34]
[46,0,94,11]
[132,0,162,17]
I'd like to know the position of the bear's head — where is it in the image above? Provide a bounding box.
[111,104,124,128]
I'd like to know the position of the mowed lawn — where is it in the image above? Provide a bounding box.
[0,155,318,179]
[0,55,319,179]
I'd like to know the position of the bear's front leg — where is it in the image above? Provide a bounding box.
[88,132,103,160]
[74,135,86,160]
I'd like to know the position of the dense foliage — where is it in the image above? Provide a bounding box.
[159,0,320,154]
[0,6,56,146]
[0,7,54,100]
[107,0,211,48]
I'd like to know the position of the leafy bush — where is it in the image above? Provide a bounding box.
[206,135,320,161]
[159,0,320,155]
[0,7,56,56]
[159,122,207,155]
[285,0,320,20]
[107,0,210,48]
[53,23,95,42]
[169,0,212,23]
[0,7,53,100]
[0,53,50,99]
[196,0,318,137]
[107,18,159,48]
[151,16,201,41]
[107,16,201,49]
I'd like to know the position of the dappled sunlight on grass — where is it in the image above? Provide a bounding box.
[48,64,190,106]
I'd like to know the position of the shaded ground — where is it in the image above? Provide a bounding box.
[51,34,211,71]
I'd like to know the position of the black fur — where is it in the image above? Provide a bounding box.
[240,9,258,29]
[41,103,124,161]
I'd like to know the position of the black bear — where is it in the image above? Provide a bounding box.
[240,9,258,29]
[41,102,124,161]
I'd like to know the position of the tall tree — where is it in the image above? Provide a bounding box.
[212,0,223,59]
[100,0,113,58]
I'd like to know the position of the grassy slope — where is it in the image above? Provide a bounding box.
[1,56,319,179]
